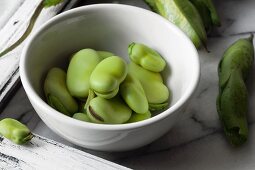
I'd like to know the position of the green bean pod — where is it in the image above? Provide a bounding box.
[189,0,220,32]
[217,35,254,146]
[44,67,78,116]
[0,118,33,144]
[127,111,152,123]
[144,0,207,48]
[128,62,169,111]
[128,43,166,72]
[66,49,101,99]
[120,73,149,114]
[144,0,157,12]
[87,96,132,124]
[90,56,128,99]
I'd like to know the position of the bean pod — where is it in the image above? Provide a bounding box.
[189,0,220,32]
[217,35,254,146]
[144,0,207,48]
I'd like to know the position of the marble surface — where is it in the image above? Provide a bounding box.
[1,0,255,169]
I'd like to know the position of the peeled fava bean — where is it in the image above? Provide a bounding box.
[97,51,114,59]
[120,73,149,114]
[128,43,166,72]
[0,118,33,145]
[73,113,90,122]
[127,111,151,123]
[87,96,132,124]
[128,62,169,111]
[67,49,102,99]
[44,67,78,116]
[90,56,128,99]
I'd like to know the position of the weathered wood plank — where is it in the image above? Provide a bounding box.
[0,135,130,170]
[0,0,79,110]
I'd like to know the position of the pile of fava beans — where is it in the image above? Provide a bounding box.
[44,43,170,124]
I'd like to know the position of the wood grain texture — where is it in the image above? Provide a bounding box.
[0,135,130,170]
[0,0,80,111]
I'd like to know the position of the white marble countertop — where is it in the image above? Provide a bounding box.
[1,0,255,169]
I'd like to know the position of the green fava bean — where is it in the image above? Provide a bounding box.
[87,96,132,124]
[97,51,114,59]
[73,113,90,122]
[127,111,151,123]
[120,73,149,114]
[149,102,169,111]
[129,62,169,110]
[128,43,166,72]
[78,89,96,113]
[90,56,128,99]
[67,49,101,99]
[44,67,78,116]
[0,118,33,144]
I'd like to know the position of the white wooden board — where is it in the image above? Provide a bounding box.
[0,134,130,170]
[0,0,79,109]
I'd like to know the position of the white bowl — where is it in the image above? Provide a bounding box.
[20,4,200,151]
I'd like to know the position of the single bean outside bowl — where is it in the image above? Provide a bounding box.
[20,4,200,151]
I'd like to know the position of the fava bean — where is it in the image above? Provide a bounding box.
[87,96,132,124]
[44,67,78,116]
[128,62,169,111]
[0,118,33,144]
[120,73,148,114]
[79,89,95,113]
[73,113,90,122]
[97,51,114,59]
[90,56,127,99]
[67,49,101,99]
[128,43,166,72]
[127,111,151,123]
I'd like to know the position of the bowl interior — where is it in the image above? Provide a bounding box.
[23,4,199,122]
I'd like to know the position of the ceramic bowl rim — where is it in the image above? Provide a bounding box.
[20,4,200,131]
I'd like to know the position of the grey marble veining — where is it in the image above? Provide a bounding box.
[1,0,255,169]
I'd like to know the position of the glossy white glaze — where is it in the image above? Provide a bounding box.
[20,4,200,151]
